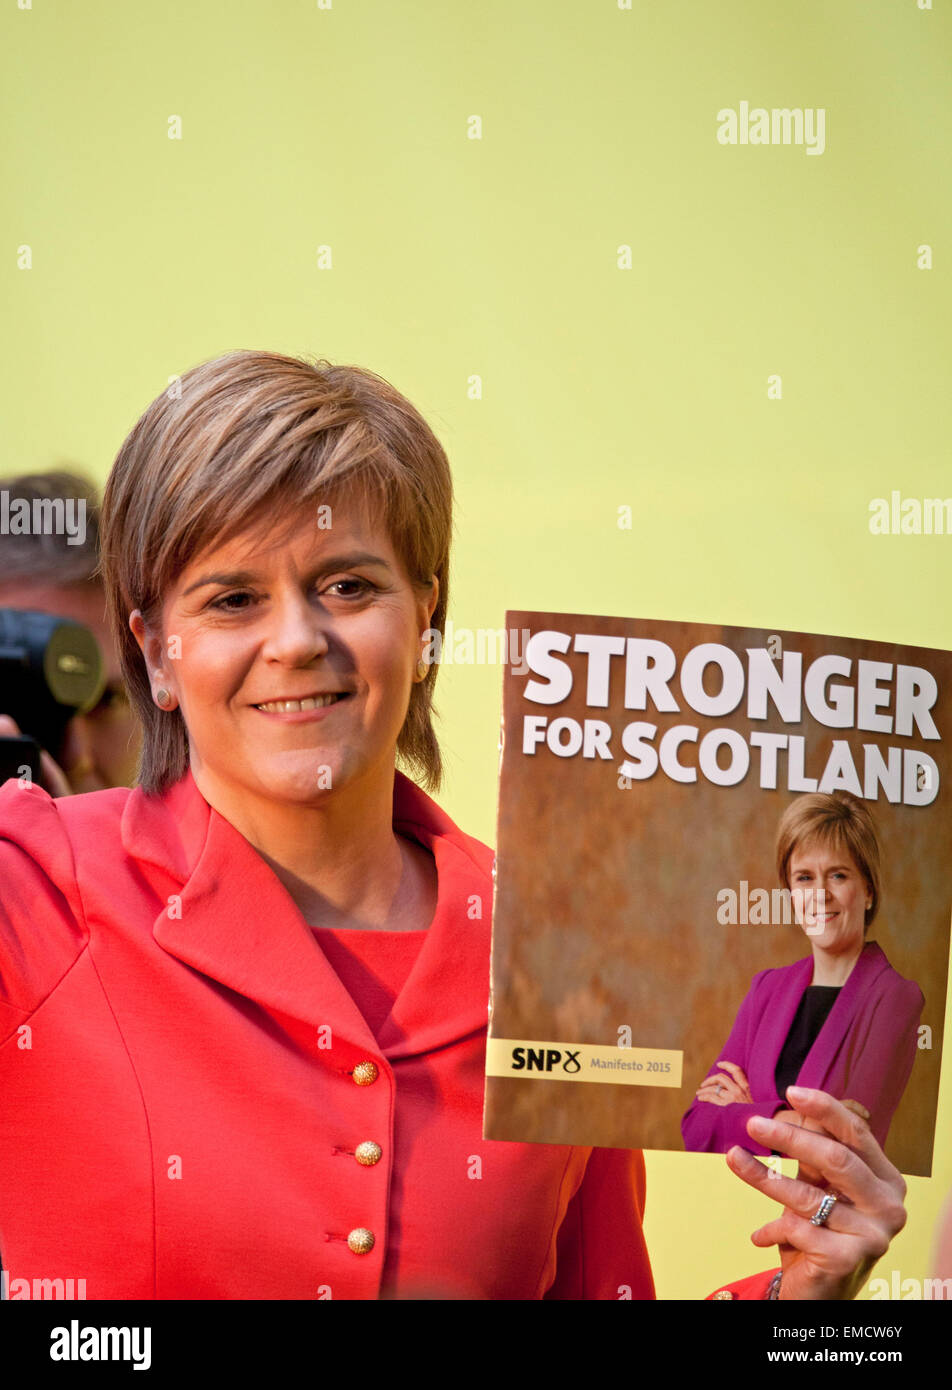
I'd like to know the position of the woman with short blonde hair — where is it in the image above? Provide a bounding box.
[99,350,452,795]
[0,351,908,1301]
[776,790,882,931]
[684,791,922,1164]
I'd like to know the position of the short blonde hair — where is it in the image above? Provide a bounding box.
[99,350,452,795]
[776,791,882,929]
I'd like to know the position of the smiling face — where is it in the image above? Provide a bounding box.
[788,836,872,955]
[130,499,438,820]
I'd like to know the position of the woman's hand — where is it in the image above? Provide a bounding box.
[774,1098,870,1129]
[770,1098,872,1184]
[726,1085,906,1300]
[696,1060,753,1106]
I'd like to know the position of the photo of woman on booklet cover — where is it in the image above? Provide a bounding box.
[681,791,924,1156]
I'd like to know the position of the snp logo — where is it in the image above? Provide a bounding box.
[511,1046,581,1075]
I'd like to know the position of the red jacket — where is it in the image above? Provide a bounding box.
[0,767,773,1300]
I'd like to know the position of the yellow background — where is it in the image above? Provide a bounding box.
[3,0,949,1299]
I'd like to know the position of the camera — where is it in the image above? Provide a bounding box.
[0,608,105,787]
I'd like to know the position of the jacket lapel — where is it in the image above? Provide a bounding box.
[376,821,493,1058]
[120,768,492,1057]
[796,941,888,1090]
[756,953,813,1097]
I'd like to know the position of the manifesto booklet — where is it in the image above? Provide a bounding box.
[483,612,952,1177]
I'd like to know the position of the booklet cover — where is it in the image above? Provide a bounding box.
[483,611,952,1176]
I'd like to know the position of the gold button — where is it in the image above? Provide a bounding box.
[347,1228,375,1255]
[352,1061,378,1086]
[354,1141,382,1167]
[711,1289,735,1300]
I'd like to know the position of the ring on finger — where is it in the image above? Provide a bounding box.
[810,1192,839,1227]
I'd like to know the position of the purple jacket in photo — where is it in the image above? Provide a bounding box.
[680,941,924,1155]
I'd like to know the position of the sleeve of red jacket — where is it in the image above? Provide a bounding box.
[680,971,787,1156]
[0,779,86,1044]
[706,1269,780,1300]
[543,1147,656,1299]
[540,1146,779,1300]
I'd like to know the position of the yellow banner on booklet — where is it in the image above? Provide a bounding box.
[485,1038,683,1087]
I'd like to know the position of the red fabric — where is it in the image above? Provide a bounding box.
[0,767,770,1300]
[315,928,427,1040]
[706,1268,780,1300]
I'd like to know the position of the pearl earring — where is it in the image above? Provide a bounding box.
[155,688,173,709]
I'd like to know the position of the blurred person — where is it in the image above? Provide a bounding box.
[0,470,140,791]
